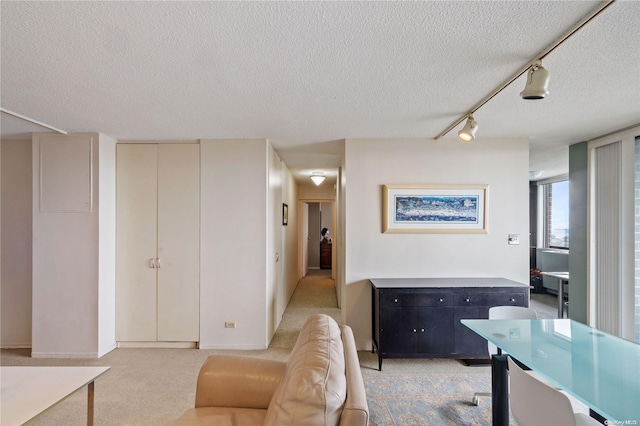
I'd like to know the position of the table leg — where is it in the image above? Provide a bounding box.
[491,354,509,426]
[87,381,94,426]
[589,409,606,424]
[557,278,564,318]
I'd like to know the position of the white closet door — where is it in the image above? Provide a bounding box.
[157,144,200,341]
[116,144,158,341]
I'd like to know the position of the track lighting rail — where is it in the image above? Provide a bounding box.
[0,107,68,135]
[435,0,616,141]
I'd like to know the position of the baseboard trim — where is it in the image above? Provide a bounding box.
[31,351,101,359]
[1,343,32,349]
[199,343,268,350]
[98,342,118,357]
[117,341,197,349]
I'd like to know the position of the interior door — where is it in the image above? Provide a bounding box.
[116,144,158,341]
[307,203,320,268]
[301,203,309,277]
[157,144,200,341]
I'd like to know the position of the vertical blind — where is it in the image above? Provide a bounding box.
[593,141,622,335]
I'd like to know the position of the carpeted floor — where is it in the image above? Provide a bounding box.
[1,270,572,425]
[358,351,501,425]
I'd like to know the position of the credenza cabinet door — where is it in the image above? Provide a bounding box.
[116,144,199,343]
[453,307,489,357]
[382,307,418,354]
[418,307,454,354]
[381,298,454,356]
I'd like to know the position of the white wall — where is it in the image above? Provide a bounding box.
[320,202,333,240]
[267,145,282,340]
[98,134,117,356]
[344,138,530,349]
[200,139,298,349]
[266,145,299,339]
[7,135,295,355]
[31,133,116,358]
[200,139,269,349]
[281,154,299,321]
[299,182,336,199]
[1,140,33,348]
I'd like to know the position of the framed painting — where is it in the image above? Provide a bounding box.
[382,184,488,233]
[282,203,288,226]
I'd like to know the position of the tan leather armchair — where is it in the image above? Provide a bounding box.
[175,314,369,425]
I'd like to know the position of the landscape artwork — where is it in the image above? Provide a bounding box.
[382,184,488,234]
[394,195,479,224]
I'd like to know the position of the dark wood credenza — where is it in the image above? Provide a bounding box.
[370,278,530,370]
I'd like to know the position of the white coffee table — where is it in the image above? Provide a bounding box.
[1,366,110,426]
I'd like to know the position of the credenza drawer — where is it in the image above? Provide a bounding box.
[382,293,452,307]
[453,293,524,306]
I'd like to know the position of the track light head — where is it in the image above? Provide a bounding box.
[520,60,550,100]
[457,115,478,142]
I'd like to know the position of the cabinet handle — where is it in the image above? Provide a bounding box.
[465,298,470,303]
[439,298,444,302]
[394,298,398,303]
[510,298,515,302]
[156,258,161,268]
[150,258,156,268]
[413,329,417,333]
[421,328,425,332]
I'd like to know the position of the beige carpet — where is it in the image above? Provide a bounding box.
[0,271,583,425]
[0,269,345,425]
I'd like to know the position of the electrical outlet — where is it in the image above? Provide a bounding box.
[224,321,236,329]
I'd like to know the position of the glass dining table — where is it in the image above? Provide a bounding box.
[461,318,640,426]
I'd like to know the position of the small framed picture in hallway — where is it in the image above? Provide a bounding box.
[282,203,288,226]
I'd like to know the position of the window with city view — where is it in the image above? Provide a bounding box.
[543,180,569,249]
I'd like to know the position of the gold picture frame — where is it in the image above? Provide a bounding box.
[382,184,488,234]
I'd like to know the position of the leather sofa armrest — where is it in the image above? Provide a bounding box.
[195,355,287,409]
[339,325,370,426]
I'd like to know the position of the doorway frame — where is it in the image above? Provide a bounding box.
[298,199,336,281]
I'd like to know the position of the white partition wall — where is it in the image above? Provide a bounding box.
[1,140,33,348]
[98,136,117,355]
[199,139,270,349]
[31,133,116,358]
[199,139,298,349]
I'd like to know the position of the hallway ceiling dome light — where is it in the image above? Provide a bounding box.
[520,60,550,100]
[457,115,478,142]
[310,172,326,185]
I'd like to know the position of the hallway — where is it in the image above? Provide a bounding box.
[269,269,340,349]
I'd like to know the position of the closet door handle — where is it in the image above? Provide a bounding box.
[156,258,161,268]
[150,258,156,268]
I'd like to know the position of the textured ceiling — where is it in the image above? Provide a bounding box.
[2,1,639,181]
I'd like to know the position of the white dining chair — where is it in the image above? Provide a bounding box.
[472,306,539,405]
[508,356,601,426]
